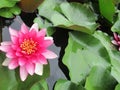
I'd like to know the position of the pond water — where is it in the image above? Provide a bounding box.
[2,16,67,90]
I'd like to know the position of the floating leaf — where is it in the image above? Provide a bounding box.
[56,2,98,34]
[54,79,85,90]
[85,66,117,90]
[93,30,120,83]
[0,5,21,18]
[30,79,48,90]
[115,84,120,90]
[38,1,98,34]
[0,0,19,8]
[111,20,120,34]
[110,51,120,83]
[0,0,21,18]
[37,0,65,20]
[62,31,110,83]
[0,53,17,90]
[98,0,115,23]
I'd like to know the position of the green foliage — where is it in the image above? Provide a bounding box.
[37,1,98,34]
[60,30,120,90]
[2,0,120,90]
[94,31,120,84]
[62,31,110,83]
[85,66,117,90]
[98,0,115,23]
[0,53,17,90]
[52,2,98,34]
[30,79,48,90]
[37,0,64,20]
[0,0,21,18]
[111,12,120,34]
[54,79,85,90]
[115,84,120,90]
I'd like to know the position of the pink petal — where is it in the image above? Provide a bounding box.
[118,41,120,45]
[112,40,118,45]
[30,55,41,63]
[21,23,29,34]
[11,44,18,50]
[0,45,11,52]
[37,29,46,37]
[18,32,24,39]
[9,27,18,36]
[114,33,119,41]
[35,63,43,75]
[6,52,16,58]
[44,37,53,40]
[1,41,12,45]
[41,37,53,47]
[16,52,23,57]
[8,59,19,69]
[30,23,38,32]
[20,66,28,81]
[18,58,26,66]
[29,30,37,38]
[26,63,35,75]
[37,55,48,64]
[19,38,24,44]
[118,35,120,39]
[11,35,18,44]
[42,50,57,59]
[2,58,11,66]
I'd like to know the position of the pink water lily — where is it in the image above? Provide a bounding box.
[112,33,120,50]
[0,23,57,81]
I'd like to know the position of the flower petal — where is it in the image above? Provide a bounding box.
[29,29,37,38]
[35,63,43,75]
[20,66,28,81]
[8,59,18,69]
[113,33,119,41]
[41,37,53,47]
[112,40,119,45]
[9,27,18,36]
[44,37,53,40]
[30,23,38,32]
[16,52,23,57]
[2,58,11,66]
[6,52,16,58]
[1,41,12,45]
[42,50,57,59]
[37,29,46,37]
[26,63,35,75]
[18,58,26,66]
[37,55,48,64]
[21,23,29,34]
[0,45,11,52]
[11,35,18,44]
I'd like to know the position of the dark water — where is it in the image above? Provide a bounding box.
[2,16,67,90]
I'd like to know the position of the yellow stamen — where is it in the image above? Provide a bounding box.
[20,38,37,54]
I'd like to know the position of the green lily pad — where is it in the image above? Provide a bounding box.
[62,31,110,83]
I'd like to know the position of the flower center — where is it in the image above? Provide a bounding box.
[20,38,37,55]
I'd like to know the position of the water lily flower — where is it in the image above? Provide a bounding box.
[0,23,57,81]
[112,33,120,50]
